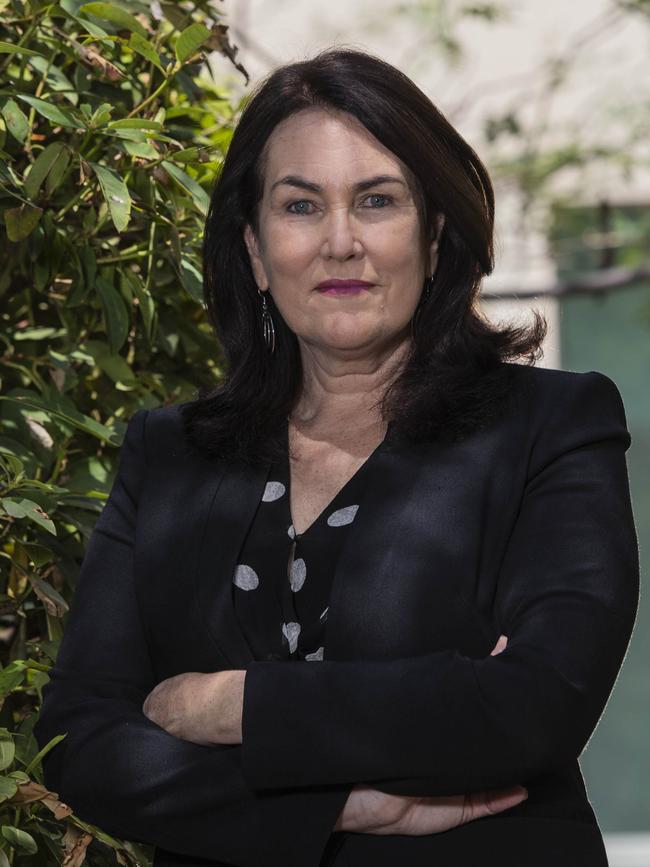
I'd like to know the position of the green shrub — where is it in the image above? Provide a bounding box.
[0,1,246,862]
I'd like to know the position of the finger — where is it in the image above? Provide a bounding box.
[461,786,527,825]
[484,785,528,814]
[490,633,508,656]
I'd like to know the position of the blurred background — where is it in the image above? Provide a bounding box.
[209,1,650,863]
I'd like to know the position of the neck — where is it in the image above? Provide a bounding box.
[291,332,411,433]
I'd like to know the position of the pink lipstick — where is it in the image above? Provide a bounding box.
[316,280,373,295]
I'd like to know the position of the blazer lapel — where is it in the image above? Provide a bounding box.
[194,457,272,667]
[323,440,431,660]
[323,435,499,661]
[191,430,498,669]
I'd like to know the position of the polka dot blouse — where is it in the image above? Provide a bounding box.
[231,421,390,663]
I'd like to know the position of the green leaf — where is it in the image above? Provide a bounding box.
[82,339,136,384]
[0,669,24,703]
[14,327,66,341]
[0,451,24,478]
[121,140,159,159]
[107,118,163,131]
[161,160,209,215]
[27,56,77,106]
[1,827,38,855]
[160,1,189,29]
[0,99,30,144]
[89,102,114,129]
[23,733,67,778]
[80,3,148,38]
[8,771,30,785]
[5,204,43,242]
[121,270,156,342]
[172,146,200,163]
[13,95,83,130]
[0,42,44,58]
[0,731,15,772]
[0,437,37,476]
[24,142,68,199]
[175,22,211,64]
[89,161,132,232]
[60,0,111,37]
[0,777,18,803]
[1,497,56,535]
[128,31,165,72]
[107,128,148,142]
[17,541,55,567]
[29,576,69,617]
[18,479,67,494]
[0,395,120,446]
[96,277,130,353]
[179,257,203,301]
[46,146,72,196]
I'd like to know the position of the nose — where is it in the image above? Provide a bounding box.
[321,206,362,260]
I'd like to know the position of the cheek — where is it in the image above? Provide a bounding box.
[385,218,422,255]
[371,231,425,290]
[264,222,315,276]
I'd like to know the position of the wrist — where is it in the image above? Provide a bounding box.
[215,669,246,744]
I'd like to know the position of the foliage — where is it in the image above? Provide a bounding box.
[0,0,246,862]
[548,204,650,277]
[389,0,510,66]
[380,0,650,239]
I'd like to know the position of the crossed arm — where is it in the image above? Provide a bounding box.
[33,371,639,864]
[33,410,350,867]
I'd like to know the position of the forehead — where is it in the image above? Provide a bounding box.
[260,108,407,189]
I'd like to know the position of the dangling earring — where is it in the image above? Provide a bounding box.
[258,287,275,354]
[411,274,434,337]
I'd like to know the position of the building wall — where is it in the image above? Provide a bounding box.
[559,279,650,832]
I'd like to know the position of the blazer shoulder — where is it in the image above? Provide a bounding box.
[503,364,631,476]
[138,401,200,467]
[505,362,626,420]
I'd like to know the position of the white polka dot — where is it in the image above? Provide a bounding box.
[263,481,285,502]
[306,646,324,661]
[233,564,259,590]
[282,622,301,654]
[327,504,359,527]
[287,524,296,539]
[289,557,306,592]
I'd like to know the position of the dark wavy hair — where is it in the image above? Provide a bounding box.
[181,46,546,467]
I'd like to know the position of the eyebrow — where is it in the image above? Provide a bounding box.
[269,174,407,195]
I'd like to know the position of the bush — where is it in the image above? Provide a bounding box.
[0,1,246,862]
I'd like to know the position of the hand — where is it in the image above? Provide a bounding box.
[333,781,527,834]
[142,670,246,745]
[334,633,513,835]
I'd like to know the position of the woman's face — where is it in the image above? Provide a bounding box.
[244,108,443,360]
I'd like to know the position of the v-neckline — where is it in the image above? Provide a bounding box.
[284,419,390,539]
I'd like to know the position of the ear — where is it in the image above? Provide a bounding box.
[243,223,269,290]
[427,213,446,275]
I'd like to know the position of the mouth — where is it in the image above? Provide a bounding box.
[315,280,374,295]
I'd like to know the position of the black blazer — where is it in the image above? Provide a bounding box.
[33,362,639,867]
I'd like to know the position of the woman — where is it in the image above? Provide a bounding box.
[34,47,639,867]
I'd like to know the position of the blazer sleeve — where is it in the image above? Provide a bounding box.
[33,409,350,867]
[239,370,640,795]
